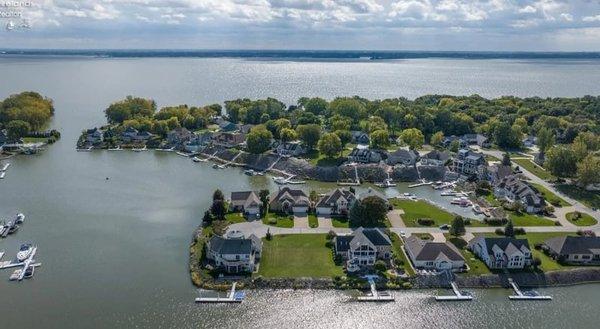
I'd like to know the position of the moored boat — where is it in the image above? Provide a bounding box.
[17,243,33,262]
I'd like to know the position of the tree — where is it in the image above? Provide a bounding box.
[374,260,387,273]
[309,190,319,204]
[318,132,342,158]
[6,120,30,140]
[246,125,273,154]
[348,201,364,228]
[0,91,55,130]
[449,139,460,152]
[572,135,589,161]
[370,129,390,149]
[449,216,466,237]
[545,146,578,178]
[536,127,555,155]
[504,220,515,237]
[493,121,520,149]
[502,153,511,166]
[279,128,297,143]
[365,116,388,133]
[202,210,213,225]
[400,128,425,150]
[361,196,388,226]
[105,96,156,124]
[430,131,444,148]
[296,124,321,150]
[259,189,270,216]
[213,189,224,201]
[303,97,328,115]
[334,129,352,147]
[531,257,542,270]
[577,155,600,187]
[328,97,365,122]
[211,199,226,221]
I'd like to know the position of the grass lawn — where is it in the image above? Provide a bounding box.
[390,199,485,227]
[331,217,349,228]
[224,212,246,224]
[262,212,294,228]
[530,183,571,207]
[566,212,598,227]
[304,149,352,167]
[389,233,415,276]
[508,212,556,226]
[23,137,50,143]
[512,158,555,181]
[308,214,319,228]
[445,235,492,276]
[257,234,343,278]
[556,184,600,209]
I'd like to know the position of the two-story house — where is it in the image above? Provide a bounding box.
[420,150,450,167]
[276,141,306,157]
[333,227,392,272]
[468,236,532,270]
[347,147,381,163]
[453,148,486,176]
[206,230,262,273]
[167,127,192,145]
[386,149,419,166]
[315,188,356,216]
[494,175,546,213]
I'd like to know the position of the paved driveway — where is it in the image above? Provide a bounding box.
[430,232,446,242]
[317,216,333,229]
[294,215,309,229]
[387,209,406,228]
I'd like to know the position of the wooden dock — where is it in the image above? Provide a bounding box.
[508,278,552,301]
[195,282,245,303]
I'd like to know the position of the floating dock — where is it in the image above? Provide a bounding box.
[356,276,395,302]
[0,246,42,281]
[1,163,9,171]
[508,278,552,301]
[435,282,473,301]
[195,282,245,303]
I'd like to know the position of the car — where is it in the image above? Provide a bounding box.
[439,224,450,230]
[399,230,406,238]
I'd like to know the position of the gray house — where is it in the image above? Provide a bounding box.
[468,237,532,270]
[206,230,262,273]
[348,148,381,163]
[543,236,600,265]
[387,149,419,166]
[333,227,392,272]
[315,188,356,216]
[404,236,465,271]
[494,175,545,213]
[229,191,261,216]
[421,150,450,166]
[351,131,370,145]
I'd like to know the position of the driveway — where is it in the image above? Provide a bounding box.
[317,216,333,229]
[387,209,406,228]
[430,232,446,242]
[293,215,309,229]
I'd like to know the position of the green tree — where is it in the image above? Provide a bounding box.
[211,199,226,221]
[5,120,30,140]
[318,132,342,158]
[400,128,425,150]
[572,136,589,161]
[334,129,352,147]
[536,127,555,155]
[577,155,600,187]
[449,216,466,237]
[504,220,515,238]
[296,124,321,150]
[303,97,328,115]
[502,153,511,166]
[449,139,460,152]
[430,131,444,148]
[493,121,520,149]
[104,96,156,124]
[246,125,273,154]
[348,201,364,227]
[0,91,55,130]
[370,129,390,149]
[545,146,578,178]
[259,189,270,216]
[361,196,388,226]
[328,97,365,122]
[279,128,298,143]
[213,189,224,201]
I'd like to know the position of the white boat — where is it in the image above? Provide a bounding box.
[472,204,483,214]
[273,177,287,184]
[286,179,306,185]
[176,151,189,157]
[132,146,147,152]
[451,197,471,207]
[440,190,455,196]
[375,179,397,188]
[17,244,33,262]
[244,169,256,176]
[192,157,207,163]
[107,146,123,151]
[0,172,5,179]
[1,163,9,171]
[77,146,93,152]
[15,213,25,224]
[256,171,264,176]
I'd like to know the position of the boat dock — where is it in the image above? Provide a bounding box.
[435,282,473,301]
[508,278,552,301]
[408,180,433,188]
[356,276,395,302]
[195,282,245,303]
[1,163,9,171]
[0,246,42,281]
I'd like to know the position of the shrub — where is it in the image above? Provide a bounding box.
[554,221,562,226]
[374,260,387,273]
[495,228,505,235]
[464,218,471,226]
[514,227,526,235]
[417,218,435,226]
[401,282,412,289]
[484,217,508,226]
[265,230,272,241]
[268,217,277,225]
[534,243,543,250]
[326,230,337,240]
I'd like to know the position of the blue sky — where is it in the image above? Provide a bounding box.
[3,0,600,50]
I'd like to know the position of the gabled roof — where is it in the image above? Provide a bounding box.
[544,236,600,255]
[423,150,450,162]
[316,188,356,208]
[389,149,418,160]
[336,227,391,252]
[405,236,464,262]
[230,191,261,208]
[270,187,310,206]
[469,237,530,256]
[208,235,253,255]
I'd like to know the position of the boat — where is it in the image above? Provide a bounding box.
[375,179,397,188]
[77,146,93,152]
[440,190,455,196]
[132,146,147,152]
[212,163,219,169]
[23,266,34,279]
[472,204,483,214]
[107,146,123,151]
[192,157,207,163]
[7,220,18,234]
[0,172,5,179]
[155,147,175,152]
[15,213,25,224]
[286,179,306,185]
[244,169,256,176]
[273,177,287,184]
[1,163,9,171]
[9,269,22,281]
[17,244,33,262]
[255,171,264,176]
[176,151,189,157]
[451,197,471,207]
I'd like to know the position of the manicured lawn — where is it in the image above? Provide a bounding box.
[390,199,484,227]
[332,217,349,228]
[445,235,491,276]
[531,183,571,207]
[566,212,598,227]
[508,212,556,226]
[304,149,351,167]
[556,184,600,209]
[389,233,415,276]
[257,234,343,278]
[512,158,555,181]
[262,212,294,228]
[224,212,246,224]
[308,214,319,228]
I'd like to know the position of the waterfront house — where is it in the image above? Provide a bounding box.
[315,188,356,216]
[85,127,103,144]
[269,187,310,214]
[237,124,255,134]
[212,132,246,148]
[420,150,450,167]
[229,191,261,216]
[351,131,370,145]
[468,236,532,270]
[358,188,389,207]
[404,236,465,271]
[347,147,381,163]
[167,127,192,145]
[494,175,545,213]
[386,148,419,166]
[216,118,238,132]
[276,141,306,157]
[523,135,537,148]
[333,227,392,272]
[486,163,513,185]
[184,132,213,152]
[461,134,491,148]
[121,127,153,143]
[206,230,262,274]
[452,148,486,176]
[543,236,600,265]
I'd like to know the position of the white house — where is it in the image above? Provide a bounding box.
[206,230,262,273]
[494,175,546,213]
[404,236,465,271]
[333,227,392,272]
[315,188,356,216]
[468,236,532,270]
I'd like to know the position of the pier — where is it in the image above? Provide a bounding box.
[0,246,42,281]
[195,282,245,303]
[508,278,552,301]
[356,276,395,302]
[435,281,473,301]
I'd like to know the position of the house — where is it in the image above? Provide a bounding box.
[404,236,465,271]
[468,237,532,270]
[237,124,255,134]
[212,132,246,148]
[523,135,537,148]
[494,175,546,213]
[269,187,310,214]
[442,135,467,148]
[351,131,370,145]
[333,227,392,272]
[543,236,600,265]
[315,188,356,216]
[121,127,153,143]
[486,163,513,185]
[347,148,381,163]
[461,134,490,148]
[453,148,486,176]
[229,191,262,216]
[387,149,419,166]
[420,150,450,166]
[85,128,103,144]
[206,230,262,273]
[358,188,389,207]
[276,141,306,157]
[216,118,238,132]
[166,127,192,145]
[184,132,213,152]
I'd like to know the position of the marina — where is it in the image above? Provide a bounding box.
[195,282,245,303]
[508,279,552,301]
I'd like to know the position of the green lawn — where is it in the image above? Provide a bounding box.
[556,184,600,209]
[530,183,571,207]
[566,212,598,227]
[23,137,50,143]
[332,216,350,228]
[304,148,352,167]
[389,233,415,276]
[508,212,556,226]
[512,158,555,181]
[257,234,343,278]
[390,199,484,227]
[224,212,246,224]
[445,235,492,276]
[262,212,294,228]
[308,214,319,228]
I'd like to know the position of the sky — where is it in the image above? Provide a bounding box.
[2,0,600,51]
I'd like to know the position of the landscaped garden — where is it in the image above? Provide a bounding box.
[566,211,598,227]
[389,233,415,276]
[257,234,343,278]
[444,235,492,276]
[308,214,319,228]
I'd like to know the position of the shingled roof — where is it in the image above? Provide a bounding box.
[404,235,464,262]
[544,236,600,255]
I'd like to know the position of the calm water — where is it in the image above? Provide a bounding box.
[0,57,599,328]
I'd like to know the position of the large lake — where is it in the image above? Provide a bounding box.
[0,56,599,328]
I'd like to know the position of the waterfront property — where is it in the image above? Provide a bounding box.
[85,127,104,144]
[275,141,306,157]
[468,236,532,270]
[386,149,419,166]
[347,147,381,163]
[333,227,392,273]
[121,127,153,143]
[404,235,465,271]
[315,188,356,216]
[205,230,262,274]
[494,175,546,214]
[452,148,486,177]
[420,150,450,167]
[543,236,600,265]
[358,188,389,207]
[269,187,310,214]
[486,163,513,185]
[229,191,261,216]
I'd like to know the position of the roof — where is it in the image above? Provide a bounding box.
[316,188,356,208]
[356,227,392,246]
[270,187,310,206]
[335,227,391,252]
[497,175,545,207]
[335,235,354,253]
[544,236,600,255]
[389,149,418,160]
[404,236,464,262]
[469,237,530,256]
[358,188,388,203]
[423,150,450,161]
[208,235,253,255]
[230,191,261,208]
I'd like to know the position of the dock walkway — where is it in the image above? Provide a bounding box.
[195,282,245,303]
[508,278,552,300]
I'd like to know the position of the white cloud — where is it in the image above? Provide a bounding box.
[582,15,600,22]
